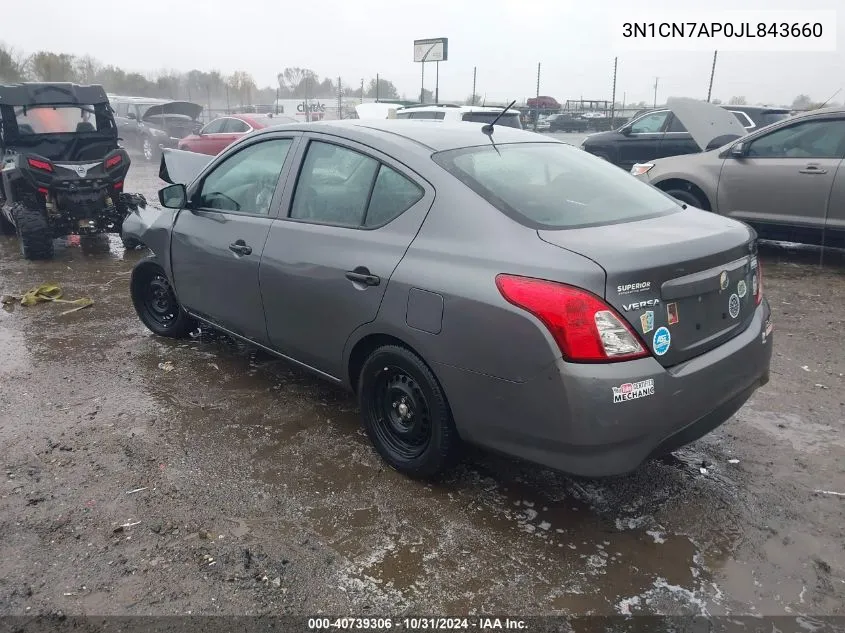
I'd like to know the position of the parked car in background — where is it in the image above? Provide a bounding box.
[582,104,791,170]
[549,113,589,133]
[177,113,296,155]
[633,103,845,249]
[124,119,772,479]
[394,104,523,129]
[110,95,203,162]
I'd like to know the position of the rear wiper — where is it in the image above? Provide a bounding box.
[482,100,517,135]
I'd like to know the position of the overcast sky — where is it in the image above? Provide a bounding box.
[3,0,843,106]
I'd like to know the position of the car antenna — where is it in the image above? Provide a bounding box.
[817,87,841,110]
[482,100,517,135]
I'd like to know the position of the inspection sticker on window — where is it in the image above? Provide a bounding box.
[614,11,837,52]
[613,379,655,404]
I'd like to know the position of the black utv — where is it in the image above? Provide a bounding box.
[0,82,145,259]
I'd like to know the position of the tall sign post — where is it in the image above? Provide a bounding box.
[414,38,448,104]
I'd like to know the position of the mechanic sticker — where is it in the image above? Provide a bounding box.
[667,302,679,325]
[728,293,741,319]
[737,280,747,298]
[653,327,671,356]
[640,310,654,334]
[612,379,655,404]
[719,271,729,291]
[762,318,774,344]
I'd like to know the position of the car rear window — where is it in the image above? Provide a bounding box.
[461,112,522,128]
[432,142,680,229]
[760,111,790,126]
[15,105,101,133]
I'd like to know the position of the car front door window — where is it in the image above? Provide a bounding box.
[629,111,668,134]
[747,119,845,159]
[197,139,293,215]
[224,119,250,134]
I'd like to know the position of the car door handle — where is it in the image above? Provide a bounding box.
[799,164,828,174]
[229,240,252,256]
[345,269,380,286]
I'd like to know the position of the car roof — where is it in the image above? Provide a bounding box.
[257,119,556,152]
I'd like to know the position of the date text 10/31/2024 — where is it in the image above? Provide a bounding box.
[307,617,528,630]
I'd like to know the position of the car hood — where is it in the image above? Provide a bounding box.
[142,101,203,122]
[668,97,747,151]
[159,148,214,186]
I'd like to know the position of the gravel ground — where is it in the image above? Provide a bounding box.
[0,149,843,618]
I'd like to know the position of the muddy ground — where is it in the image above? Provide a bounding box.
[1,150,844,618]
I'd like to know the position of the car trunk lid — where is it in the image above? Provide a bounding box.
[538,209,758,367]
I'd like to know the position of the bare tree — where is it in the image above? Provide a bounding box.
[791,94,813,110]
[728,96,747,105]
[28,51,78,82]
[0,43,27,82]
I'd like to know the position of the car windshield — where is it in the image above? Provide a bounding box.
[461,112,522,128]
[14,105,100,134]
[432,142,680,229]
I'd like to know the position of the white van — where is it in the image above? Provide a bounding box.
[393,104,523,129]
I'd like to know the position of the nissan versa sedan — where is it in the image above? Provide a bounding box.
[124,120,773,479]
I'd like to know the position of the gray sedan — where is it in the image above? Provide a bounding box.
[125,120,773,479]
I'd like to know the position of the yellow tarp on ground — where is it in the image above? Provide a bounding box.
[2,283,93,315]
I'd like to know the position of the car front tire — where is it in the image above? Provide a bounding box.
[130,263,195,337]
[664,188,706,209]
[358,345,460,479]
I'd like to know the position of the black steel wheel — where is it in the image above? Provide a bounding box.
[130,263,194,337]
[359,345,460,478]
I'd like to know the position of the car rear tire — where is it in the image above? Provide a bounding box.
[358,345,460,479]
[664,188,706,209]
[130,263,195,338]
[12,201,54,260]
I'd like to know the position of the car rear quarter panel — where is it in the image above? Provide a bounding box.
[345,177,607,386]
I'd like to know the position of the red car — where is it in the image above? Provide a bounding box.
[177,113,295,155]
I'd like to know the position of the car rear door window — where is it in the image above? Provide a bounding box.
[629,111,669,133]
[364,165,424,227]
[196,139,293,215]
[290,141,380,226]
[224,119,250,133]
[747,119,845,159]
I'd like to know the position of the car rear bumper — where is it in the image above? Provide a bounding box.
[436,299,773,477]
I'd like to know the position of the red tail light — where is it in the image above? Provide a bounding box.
[113,181,124,190]
[27,158,53,172]
[753,258,763,305]
[105,154,123,169]
[37,187,49,196]
[496,274,649,362]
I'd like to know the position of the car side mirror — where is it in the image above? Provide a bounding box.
[620,126,632,136]
[158,183,187,209]
[730,142,746,158]
[126,112,137,121]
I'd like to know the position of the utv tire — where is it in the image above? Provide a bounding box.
[130,263,195,338]
[11,202,54,260]
[0,210,15,235]
[358,345,461,479]
[665,188,706,210]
